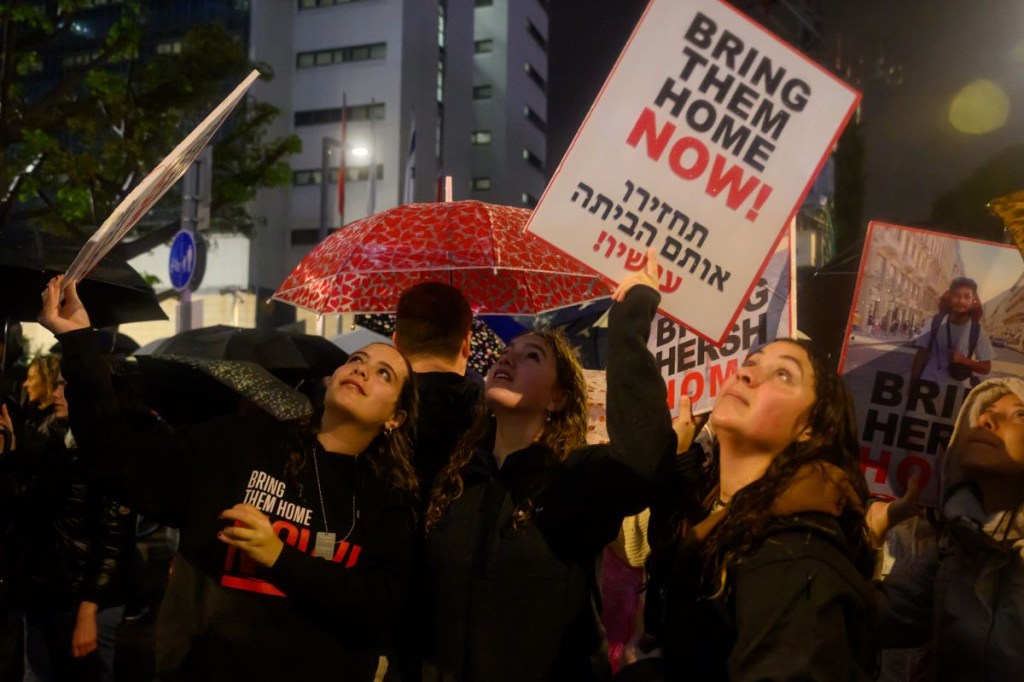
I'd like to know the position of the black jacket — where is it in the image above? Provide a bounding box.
[642,513,876,682]
[422,286,674,681]
[2,411,135,613]
[640,442,877,682]
[412,371,481,490]
[58,328,416,681]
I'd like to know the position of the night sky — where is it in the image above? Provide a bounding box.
[547,0,1024,231]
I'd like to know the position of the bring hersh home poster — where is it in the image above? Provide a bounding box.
[839,222,1024,505]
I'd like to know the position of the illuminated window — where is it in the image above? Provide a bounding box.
[296,42,387,69]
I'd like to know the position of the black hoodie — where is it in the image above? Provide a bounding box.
[421,286,675,681]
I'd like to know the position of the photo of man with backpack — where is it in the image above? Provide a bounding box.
[911,276,994,387]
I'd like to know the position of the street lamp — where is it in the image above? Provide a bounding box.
[319,136,343,242]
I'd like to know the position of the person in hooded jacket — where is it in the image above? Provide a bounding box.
[628,337,877,681]
[39,275,419,682]
[420,254,675,681]
[875,376,1024,681]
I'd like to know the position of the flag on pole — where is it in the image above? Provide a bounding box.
[338,93,347,223]
[367,99,377,216]
[403,117,416,204]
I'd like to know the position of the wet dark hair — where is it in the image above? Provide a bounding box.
[702,338,873,591]
[424,330,587,533]
[285,345,419,496]
[394,282,473,361]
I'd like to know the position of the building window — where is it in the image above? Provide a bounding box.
[156,41,182,55]
[293,165,384,186]
[473,84,492,100]
[298,0,372,8]
[470,130,492,146]
[62,51,100,68]
[471,177,492,192]
[437,2,446,50]
[524,106,546,132]
[436,58,445,104]
[524,62,546,90]
[294,102,386,127]
[291,228,322,245]
[474,39,494,54]
[296,42,387,69]
[527,20,547,50]
[523,148,544,172]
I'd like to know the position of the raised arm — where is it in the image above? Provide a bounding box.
[605,252,675,482]
[39,277,194,525]
[572,252,676,536]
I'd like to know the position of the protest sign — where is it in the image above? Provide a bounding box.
[839,222,1024,505]
[64,69,261,285]
[526,0,858,344]
[650,239,793,415]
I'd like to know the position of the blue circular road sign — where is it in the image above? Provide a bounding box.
[168,230,197,291]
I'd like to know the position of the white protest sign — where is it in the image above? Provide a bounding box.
[526,0,858,343]
[64,69,261,285]
[650,239,793,415]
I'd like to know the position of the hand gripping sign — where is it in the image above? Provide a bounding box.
[527,0,858,344]
[63,69,261,288]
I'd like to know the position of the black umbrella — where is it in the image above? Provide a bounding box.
[50,329,140,356]
[0,228,166,327]
[130,355,312,426]
[135,325,349,386]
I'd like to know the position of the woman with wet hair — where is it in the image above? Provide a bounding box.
[39,276,419,681]
[420,255,676,681]
[633,338,876,681]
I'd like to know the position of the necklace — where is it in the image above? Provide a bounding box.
[310,443,357,559]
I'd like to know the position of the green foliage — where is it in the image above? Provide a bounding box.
[0,1,298,246]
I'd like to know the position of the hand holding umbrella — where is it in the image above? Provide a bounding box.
[39,276,91,335]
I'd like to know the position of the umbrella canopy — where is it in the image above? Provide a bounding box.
[131,354,312,425]
[330,326,393,354]
[0,228,166,327]
[50,329,140,356]
[135,325,349,386]
[273,200,613,316]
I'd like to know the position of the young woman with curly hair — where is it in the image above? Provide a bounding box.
[39,276,419,681]
[420,256,676,681]
[633,338,877,681]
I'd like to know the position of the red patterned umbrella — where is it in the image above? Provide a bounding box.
[273,201,613,315]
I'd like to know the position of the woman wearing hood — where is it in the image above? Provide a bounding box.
[629,338,877,681]
[877,376,1024,681]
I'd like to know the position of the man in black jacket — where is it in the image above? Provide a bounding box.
[393,282,482,491]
